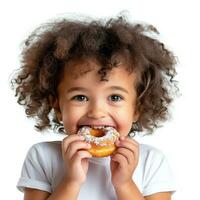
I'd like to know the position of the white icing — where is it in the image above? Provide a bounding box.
[77,126,120,146]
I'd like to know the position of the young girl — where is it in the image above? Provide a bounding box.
[13,16,177,200]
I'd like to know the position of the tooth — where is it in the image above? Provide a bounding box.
[92,125,105,129]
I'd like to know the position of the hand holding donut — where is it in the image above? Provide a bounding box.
[61,134,92,185]
[110,136,139,188]
[77,126,139,187]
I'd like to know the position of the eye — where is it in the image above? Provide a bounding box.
[108,94,123,102]
[71,95,88,102]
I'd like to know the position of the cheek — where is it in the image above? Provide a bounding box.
[114,109,133,136]
[61,107,82,134]
[118,118,133,136]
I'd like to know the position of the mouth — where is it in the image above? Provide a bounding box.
[78,125,116,130]
[77,125,118,138]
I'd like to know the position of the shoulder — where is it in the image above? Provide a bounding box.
[29,141,62,152]
[135,144,176,195]
[24,141,63,178]
[17,141,63,193]
[137,143,169,173]
[139,143,165,159]
[27,141,62,162]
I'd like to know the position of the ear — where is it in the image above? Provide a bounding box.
[133,109,140,123]
[49,96,62,122]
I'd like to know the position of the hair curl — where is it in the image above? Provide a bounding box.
[11,15,178,134]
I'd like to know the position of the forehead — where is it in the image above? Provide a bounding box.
[63,56,134,79]
[58,58,137,92]
[64,58,100,79]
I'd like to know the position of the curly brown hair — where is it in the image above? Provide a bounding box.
[11,15,178,134]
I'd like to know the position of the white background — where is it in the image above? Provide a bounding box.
[0,0,200,199]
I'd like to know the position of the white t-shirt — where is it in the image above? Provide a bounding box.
[17,141,176,199]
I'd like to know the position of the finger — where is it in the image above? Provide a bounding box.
[72,150,92,165]
[66,141,91,159]
[116,139,139,156]
[111,153,127,168]
[115,147,134,165]
[120,136,139,147]
[115,139,139,165]
[62,134,85,153]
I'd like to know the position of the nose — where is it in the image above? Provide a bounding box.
[87,101,106,119]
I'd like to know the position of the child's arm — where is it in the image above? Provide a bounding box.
[24,179,82,200]
[46,179,81,200]
[24,188,50,200]
[145,192,171,200]
[114,181,171,200]
[24,181,80,200]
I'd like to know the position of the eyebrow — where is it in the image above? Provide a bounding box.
[67,87,88,93]
[108,86,129,94]
[67,86,129,94]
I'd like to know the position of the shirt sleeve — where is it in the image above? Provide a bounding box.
[142,148,176,196]
[17,143,52,193]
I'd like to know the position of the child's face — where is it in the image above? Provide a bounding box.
[56,59,139,136]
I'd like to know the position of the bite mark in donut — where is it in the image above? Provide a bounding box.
[77,126,120,157]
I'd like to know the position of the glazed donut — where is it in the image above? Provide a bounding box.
[77,126,120,157]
